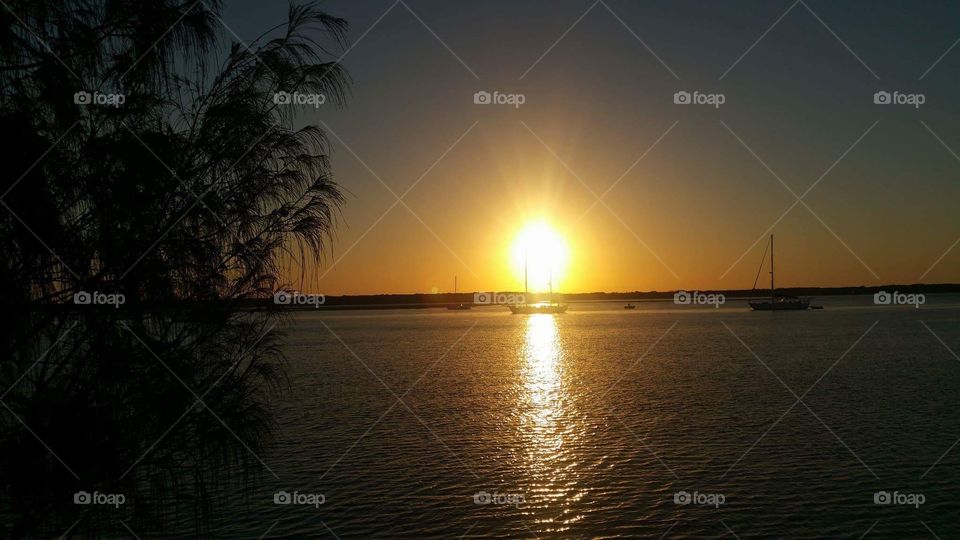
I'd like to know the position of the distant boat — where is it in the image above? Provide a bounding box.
[749,235,813,311]
[509,302,569,314]
[508,253,567,314]
[447,275,471,310]
[749,296,810,311]
[624,303,636,309]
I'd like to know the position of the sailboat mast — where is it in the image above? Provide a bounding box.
[524,252,528,296]
[454,275,457,294]
[769,235,775,304]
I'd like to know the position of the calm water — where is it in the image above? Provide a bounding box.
[208,295,960,538]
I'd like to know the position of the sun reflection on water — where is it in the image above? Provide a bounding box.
[519,314,580,530]
[524,314,561,413]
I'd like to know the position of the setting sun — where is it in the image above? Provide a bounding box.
[510,221,570,292]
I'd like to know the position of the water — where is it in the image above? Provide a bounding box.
[209,295,960,538]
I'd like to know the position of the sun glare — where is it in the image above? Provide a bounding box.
[510,221,569,292]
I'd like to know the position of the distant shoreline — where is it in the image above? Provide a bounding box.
[271,283,960,311]
[22,284,959,312]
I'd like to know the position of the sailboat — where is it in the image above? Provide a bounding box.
[447,275,471,310]
[748,235,811,311]
[508,255,568,314]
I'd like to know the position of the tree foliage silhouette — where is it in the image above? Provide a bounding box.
[0,0,350,535]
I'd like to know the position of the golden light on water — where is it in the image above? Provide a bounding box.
[510,221,569,292]
[523,314,563,428]
[519,313,581,529]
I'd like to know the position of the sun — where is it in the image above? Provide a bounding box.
[510,221,570,292]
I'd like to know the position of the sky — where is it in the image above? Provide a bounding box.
[221,0,960,294]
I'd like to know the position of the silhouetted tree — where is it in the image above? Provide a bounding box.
[0,1,349,536]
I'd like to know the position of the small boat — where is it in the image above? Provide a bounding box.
[749,296,810,311]
[509,302,568,314]
[624,303,636,309]
[749,235,813,311]
[446,275,472,310]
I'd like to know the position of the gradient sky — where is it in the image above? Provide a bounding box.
[222,0,960,294]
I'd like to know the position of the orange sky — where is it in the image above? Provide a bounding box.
[239,0,960,295]
[285,116,960,295]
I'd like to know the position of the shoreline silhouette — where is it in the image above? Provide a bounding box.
[230,283,960,310]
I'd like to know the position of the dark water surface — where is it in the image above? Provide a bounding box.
[208,295,960,538]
